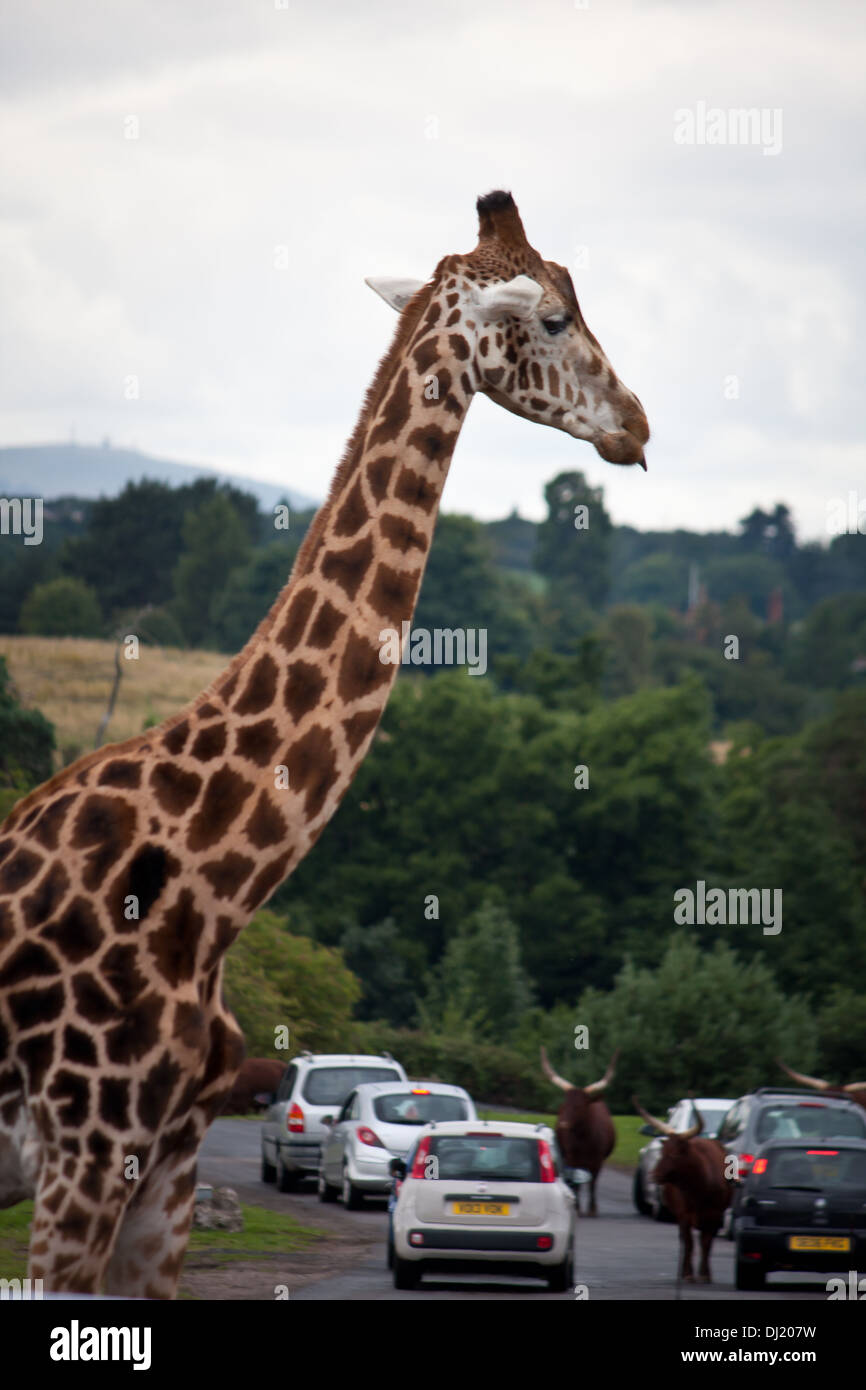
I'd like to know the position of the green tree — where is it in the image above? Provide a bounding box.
[19,576,102,637]
[0,655,55,803]
[534,471,612,610]
[172,493,252,646]
[419,896,534,1040]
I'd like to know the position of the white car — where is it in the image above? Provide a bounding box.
[634,1096,734,1220]
[318,1081,476,1208]
[390,1119,576,1291]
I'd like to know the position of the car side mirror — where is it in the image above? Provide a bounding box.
[390,1158,406,1179]
[638,1123,658,1137]
[321,1115,334,1126]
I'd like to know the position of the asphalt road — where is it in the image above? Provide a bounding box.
[198,1119,842,1302]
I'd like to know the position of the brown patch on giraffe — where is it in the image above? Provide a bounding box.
[80,1163,104,1204]
[219,670,239,702]
[164,1169,196,1217]
[241,849,294,911]
[549,365,560,395]
[505,343,517,364]
[380,512,428,558]
[162,721,189,756]
[486,366,505,386]
[531,361,543,391]
[407,423,456,462]
[413,337,440,374]
[147,888,206,987]
[333,477,370,537]
[368,560,420,624]
[104,992,165,1063]
[0,940,60,987]
[479,335,490,358]
[587,353,602,376]
[17,1033,54,1090]
[56,1200,92,1245]
[99,1076,130,1130]
[107,843,178,929]
[10,984,64,1031]
[22,862,70,928]
[0,837,13,865]
[307,599,346,650]
[393,466,439,515]
[445,308,461,327]
[138,1052,182,1129]
[101,943,148,1006]
[63,1024,98,1066]
[0,846,43,893]
[200,915,241,973]
[234,717,281,767]
[449,333,470,361]
[97,760,142,790]
[342,708,380,754]
[461,371,474,395]
[366,455,395,501]
[186,766,254,853]
[40,896,104,964]
[190,723,227,762]
[276,586,316,651]
[234,652,279,716]
[173,1000,207,1050]
[422,367,451,405]
[70,794,138,892]
[283,660,326,723]
[244,792,288,850]
[321,534,374,601]
[201,851,255,899]
[529,397,548,412]
[73,973,116,1025]
[369,367,411,448]
[518,362,529,390]
[198,702,220,719]
[337,630,392,704]
[422,300,441,330]
[48,1070,91,1127]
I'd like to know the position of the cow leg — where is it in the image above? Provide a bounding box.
[679,1220,695,1281]
[587,1171,599,1216]
[697,1227,715,1283]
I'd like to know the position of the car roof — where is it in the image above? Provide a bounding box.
[408,1119,554,1140]
[671,1097,735,1108]
[749,1088,860,1105]
[295,1055,403,1067]
[350,1081,470,1098]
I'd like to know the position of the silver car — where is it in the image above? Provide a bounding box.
[260,1052,407,1191]
[634,1095,734,1220]
[318,1081,476,1208]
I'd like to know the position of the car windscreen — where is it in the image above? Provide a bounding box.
[373,1093,469,1125]
[755,1103,866,1144]
[764,1147,866,1189]
[302,1067,400,1106]
[428,1136,541,1182]
[695,1108,728,1137]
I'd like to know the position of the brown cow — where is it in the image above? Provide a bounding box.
[777,1059,866,1110]
[221,1058,286,1115]
[633,1097,730,1284]
[540,1048,618,1216]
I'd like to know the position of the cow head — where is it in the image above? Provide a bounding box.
[776,1059,866,1110]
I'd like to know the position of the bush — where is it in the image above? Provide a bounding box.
[0,655,55,791]
[19,577,102,637]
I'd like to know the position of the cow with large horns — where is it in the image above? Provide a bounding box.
[776,1060,866,1110]
[540,1047,618,1216]
[632,1097,730,1284]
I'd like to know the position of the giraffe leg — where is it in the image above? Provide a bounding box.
[28,1146,132,1293]
[104,1147,200,1299]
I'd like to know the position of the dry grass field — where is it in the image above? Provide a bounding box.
[0,636,228,765]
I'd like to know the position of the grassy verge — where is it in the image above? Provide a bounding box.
[0,1200,322,1282]
[478,1110,644,1168]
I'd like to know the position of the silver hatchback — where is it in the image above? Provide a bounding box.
[318,1081,476,1208]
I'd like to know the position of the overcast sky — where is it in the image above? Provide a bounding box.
[0,0,863,537]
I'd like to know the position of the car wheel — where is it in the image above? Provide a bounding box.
[317,1169,338,1203]
[386,1235,394,1269]
[650,1192,672,1223]
[633,1169,651,1216]
[735,1257,766,1291]
[546,1250,574,1293]
[342,1165,364,1210]
[393,1255,421,1290]
[261,1146,277,1184]
[276,1153,301,1193]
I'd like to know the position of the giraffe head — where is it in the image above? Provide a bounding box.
[367,190,649,468]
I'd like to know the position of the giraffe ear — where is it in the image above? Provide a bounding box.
[472,274,543,321]
[365,277,425,312]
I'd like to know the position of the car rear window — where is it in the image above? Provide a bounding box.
[428,1136,541,1182]
[764,1147,866,1189]
[756,1103,866,1143]
[302,1067,400,1105]
[373,1093,469,1125]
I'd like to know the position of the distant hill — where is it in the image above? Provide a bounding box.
[0,443,319,513]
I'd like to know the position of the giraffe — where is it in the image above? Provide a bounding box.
[0,190,649,1298]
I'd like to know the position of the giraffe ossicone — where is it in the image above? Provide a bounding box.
[0,190,648,1298]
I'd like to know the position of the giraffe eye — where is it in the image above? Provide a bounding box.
[542,315,570,336]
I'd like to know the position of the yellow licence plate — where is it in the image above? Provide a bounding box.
[788,1236,850,1252]
[451,1201,510,1216]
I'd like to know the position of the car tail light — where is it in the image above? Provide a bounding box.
[536,1236,553,1250]
[410,1088,430,1095]
[410,1136,432,1178]
[356,1126,385,1148]
[737,1152,754,1178]
[537,1139,556,1183]
[807,1149,838,1155]
[287,1103,304,1133]
[752,1158,768,1176]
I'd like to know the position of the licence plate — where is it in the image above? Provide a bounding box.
[788,1236,850,1252]
[451,1201,510,1216]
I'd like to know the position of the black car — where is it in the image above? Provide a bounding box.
[735,1137,866,1290]
[717,1088,866,1235]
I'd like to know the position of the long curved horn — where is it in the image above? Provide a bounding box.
[776,1059,832,1092]
[540,1047,572,1093]
[842,1081,866,1095]
[632,1096,701,1140]
[584,1049,620,1097]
